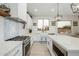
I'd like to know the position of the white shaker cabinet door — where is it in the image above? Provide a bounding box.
[47,36,54,55]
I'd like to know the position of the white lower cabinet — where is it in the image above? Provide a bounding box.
[47,36,55,56]
[41,33,48,41]
[5,44,22,56]
[31,33,41,42]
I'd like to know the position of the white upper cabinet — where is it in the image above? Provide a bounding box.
[6,3,27,22]
[18,3,27,22]
[26,13,33,29]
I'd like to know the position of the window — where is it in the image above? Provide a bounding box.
[38,20,43,30]
[44,19,49,31]
[57,21,71,34]
[38,19,49,31]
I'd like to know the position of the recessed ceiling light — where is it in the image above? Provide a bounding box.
[34,9,38,12]
[51,9,54,12]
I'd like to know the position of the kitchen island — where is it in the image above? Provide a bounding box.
[0,41,22,56]
[48,34,79,56]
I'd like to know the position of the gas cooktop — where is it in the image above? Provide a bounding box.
[6,36,30,41]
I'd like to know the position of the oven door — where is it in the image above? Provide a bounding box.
[23,40,30,56]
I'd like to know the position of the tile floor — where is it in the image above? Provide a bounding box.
[30,42,51,56]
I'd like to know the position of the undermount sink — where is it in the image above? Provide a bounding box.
[48,33,55,35]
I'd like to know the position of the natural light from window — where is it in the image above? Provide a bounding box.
[38,20,43,29]
[38,19,49,31]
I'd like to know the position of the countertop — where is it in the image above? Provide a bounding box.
[48,34,79,51]
[0,41,22,56]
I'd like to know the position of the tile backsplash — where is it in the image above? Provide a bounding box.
[0,16,27,41]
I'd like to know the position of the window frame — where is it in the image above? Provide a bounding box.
[37,19,49,31]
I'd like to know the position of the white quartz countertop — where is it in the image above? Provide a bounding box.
[48,34,79,51]
[0,41,22,56]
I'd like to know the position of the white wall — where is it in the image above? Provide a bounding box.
[0,16,4,41]
[4,19,19,40]
[5,3,29,36]
[0,16,19,40]
[18,23,27,36]
[0,3,33,41]
[32,16,58,34]
[1,17,29,40]
[32,15,79,35]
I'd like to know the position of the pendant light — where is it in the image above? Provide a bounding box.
[56,3,62,21]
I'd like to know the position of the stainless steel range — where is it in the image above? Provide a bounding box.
[6,36,30,56]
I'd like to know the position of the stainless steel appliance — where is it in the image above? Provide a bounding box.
[6,36,30,56]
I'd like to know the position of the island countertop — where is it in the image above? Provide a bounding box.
[0,41,22,56]
[48,34,79,51]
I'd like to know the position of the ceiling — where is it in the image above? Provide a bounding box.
[27,3,73,17]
